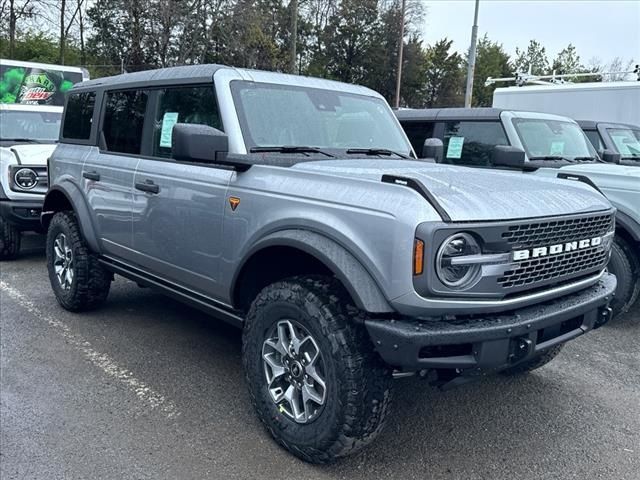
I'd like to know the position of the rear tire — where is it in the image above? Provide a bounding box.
[0,217,21,260]
[607,237,639,318]
[46,211,111,311]
[242,276,393,464]
[501,344,564,376]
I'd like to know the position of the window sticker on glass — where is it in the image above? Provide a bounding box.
[160,112,179,148]
[447,136,464,158]
[550,141,565,155]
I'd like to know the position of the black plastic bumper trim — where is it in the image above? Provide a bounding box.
[366,273,616,373]
[0,199,45,231]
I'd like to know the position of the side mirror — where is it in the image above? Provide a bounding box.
[172,123,229,163]
[601,149,621,164]
[422,138,443,162]
[491,145,526,168]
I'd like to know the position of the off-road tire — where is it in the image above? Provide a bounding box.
[607,237,640,318]
[46,211,111,311]
[501,344,564,376]
[242,275,393,464]
[0,217,21,260]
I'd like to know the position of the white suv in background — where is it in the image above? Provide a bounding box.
[0,103,61,259]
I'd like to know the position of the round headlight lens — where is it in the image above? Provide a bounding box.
[436,233,482,289]
[14,168,38,190]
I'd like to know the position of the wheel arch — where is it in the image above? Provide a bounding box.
[41,182,101,253]
[231,230,393,314]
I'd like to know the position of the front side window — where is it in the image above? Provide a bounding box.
[151,85,221,158]
[1,110,62,142]
[63,91,95,140]
[401,121,435,157]
[606,128,640,158]
[102,89,148,154]
[442,121,508,166]
[231,81,412,156]
[513,118,597,161]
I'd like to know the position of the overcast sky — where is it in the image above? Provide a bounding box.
[419,0,639,68]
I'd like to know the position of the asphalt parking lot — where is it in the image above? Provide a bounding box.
[1,234,639,480]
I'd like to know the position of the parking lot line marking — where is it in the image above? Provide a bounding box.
[0,280,180,419]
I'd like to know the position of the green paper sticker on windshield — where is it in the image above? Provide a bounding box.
[447,136,464,158]
[550,141,565,155]
[160,112,179,148]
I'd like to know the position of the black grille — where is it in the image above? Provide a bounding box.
[498,245,608,289]
[502,213,614,248]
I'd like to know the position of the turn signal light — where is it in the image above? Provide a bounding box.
[414,239,425,275]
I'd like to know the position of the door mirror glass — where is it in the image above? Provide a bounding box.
[601,149,621,164]
[491,145,526,168]
[422,138,443,162]
[172,124,228,163]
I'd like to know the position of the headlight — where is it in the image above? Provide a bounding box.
[14,168,39,190]
[436,233,482,289]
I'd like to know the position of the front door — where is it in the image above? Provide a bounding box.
[83,89,149,261]
[129,84,232,300]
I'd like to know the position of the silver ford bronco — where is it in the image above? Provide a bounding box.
[43,65,616,463]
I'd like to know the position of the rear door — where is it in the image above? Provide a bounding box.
[130,84,232,300]
[83,88,149,260]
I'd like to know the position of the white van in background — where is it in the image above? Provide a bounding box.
[492,82,640,125]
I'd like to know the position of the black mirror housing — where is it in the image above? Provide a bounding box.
[601,149,621,164]
[422,138,444,162]
[491,145,526,168]
[172,123,229,163]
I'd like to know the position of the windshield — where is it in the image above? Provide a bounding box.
[512,118,597,161]
[606,127,640,158]
[231,81,412,156]
[0,110,62,142]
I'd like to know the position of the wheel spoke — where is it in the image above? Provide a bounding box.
[305,364,326,391]
[299,336,320,366]
[262,352,285,383]
[264,338,287,357]
[283,385,303,421]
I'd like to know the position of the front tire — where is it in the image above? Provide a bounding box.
[607,237,640,318]
[0,217,21,260]
[242,276,393,464]
[46,211,112,311]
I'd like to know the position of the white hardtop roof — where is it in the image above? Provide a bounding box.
[0,103,63,113]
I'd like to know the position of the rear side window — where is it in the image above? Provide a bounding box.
[443,121,508,166]
[62,92,95,140]
[102,89,148,154]
[401,121,435,157]
[151,85,221,158]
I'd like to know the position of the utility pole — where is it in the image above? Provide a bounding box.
[394,0,406,108]
[464,0,480,107]
[289,0,298,74]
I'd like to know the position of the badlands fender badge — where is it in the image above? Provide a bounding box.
[229,196,241,211]
[513,236,602,261]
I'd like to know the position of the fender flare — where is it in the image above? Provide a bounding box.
[232,229,394,313]
[42,181,101,253]
[616,209,640,243]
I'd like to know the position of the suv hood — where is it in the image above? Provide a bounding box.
[1,143,56,166]
[293,160,612,222]
[556,163,640,188]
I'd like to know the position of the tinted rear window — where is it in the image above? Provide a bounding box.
[102,90,148,154]
[62,92,95,140]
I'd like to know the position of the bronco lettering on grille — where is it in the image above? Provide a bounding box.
[512,236,602,261]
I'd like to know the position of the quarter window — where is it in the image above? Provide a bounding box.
[151,86,221,158]
[62,91,95,140]
[102,89,148,154]
[443,121,508,166]
[583,130,604,151]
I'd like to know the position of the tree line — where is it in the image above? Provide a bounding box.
[1,0,635,107]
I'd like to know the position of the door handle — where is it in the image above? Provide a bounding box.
[135,179,160,194]
[83,171,100,181]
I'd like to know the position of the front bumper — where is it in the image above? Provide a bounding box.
[366,273,616,376]
[0,198,45,231]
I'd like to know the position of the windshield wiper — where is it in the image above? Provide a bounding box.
[1,138,45,143]
[528,155,568,161]
[345,148,409,159]
[249,146,334,157]
[573,156,600,162]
